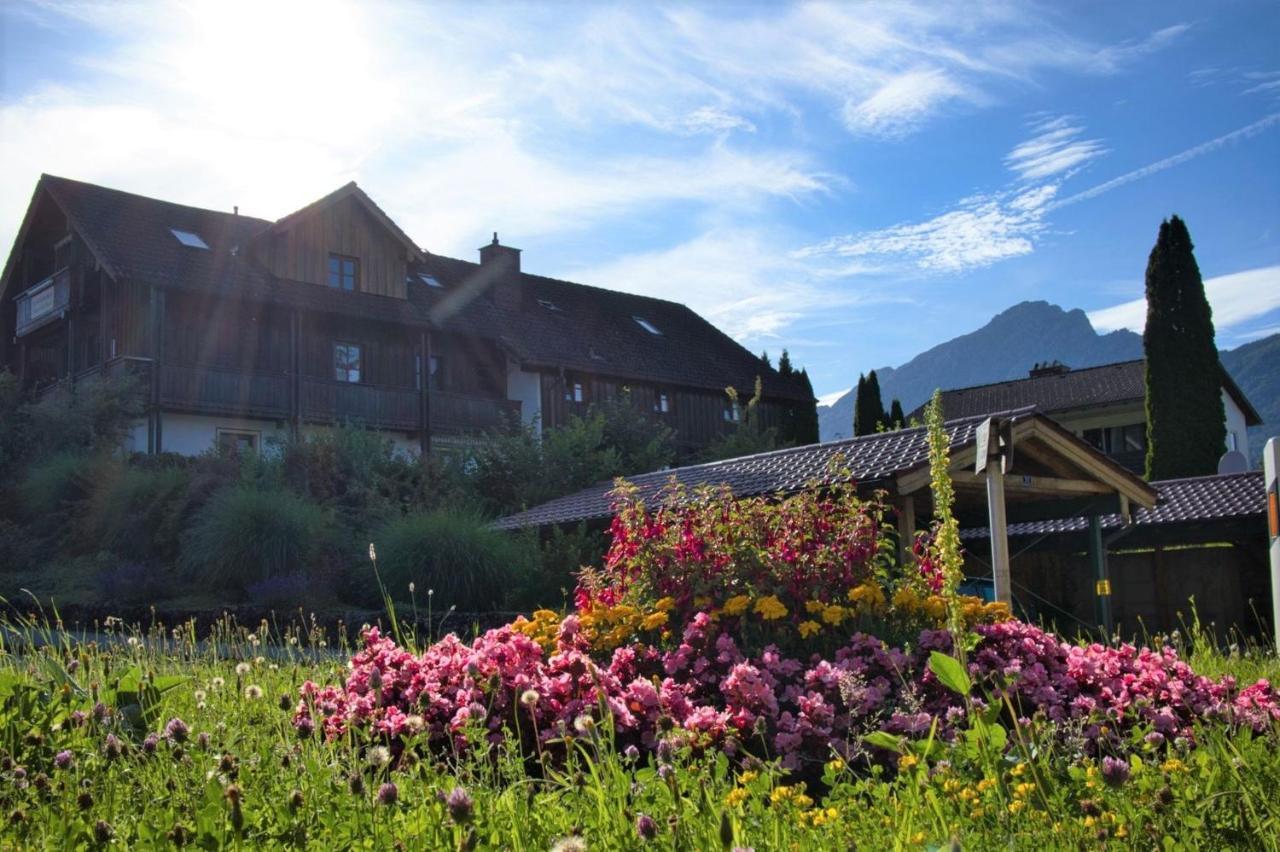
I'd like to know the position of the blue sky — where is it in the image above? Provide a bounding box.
[2,1,1277,401]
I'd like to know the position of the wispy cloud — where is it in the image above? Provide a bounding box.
[797,184,1057,273]
[1088,265,1280,334]
[842,68,970,137]
[1005,115,1107,180]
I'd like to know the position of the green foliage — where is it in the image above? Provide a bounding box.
[81,460,191,562]
[888,398,905,430]
[1144,215,1226,479]
[20,372,145,461]
[182,485,333,593]
[853,371,892,437]
[369,509,533,611]
[699,377,785,462]
[17,451,94,518]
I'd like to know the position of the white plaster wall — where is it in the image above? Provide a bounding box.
[1223,389,1250,462]
[506,362,542,435]
[123,420,149,454]
[159,413,289,456]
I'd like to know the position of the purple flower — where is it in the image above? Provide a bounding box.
[102,734,123,761]
[636,813,658,841]
[1101,756,1130,787]
[164,717,190,743]
[53,750,74,770]
[624,745,641,761]
[142,734,159,755]
[377,782,398,805]
[446,786,473,823]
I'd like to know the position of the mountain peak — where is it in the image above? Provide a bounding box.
[817,301,1143,440]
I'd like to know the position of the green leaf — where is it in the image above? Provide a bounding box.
[928,651,971,696]
[863,731,905,753]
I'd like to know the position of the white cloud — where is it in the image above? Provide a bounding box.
[1005,115,1107,180]
[842,68,968,137]
[561,228,881,343]
[1088,265,1280,333]
[797,183,1057,273]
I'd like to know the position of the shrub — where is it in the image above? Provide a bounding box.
[17,451,95,518]
[368,510,533,611]
[20,372,144,460]
[81,461,190,562]
[182,485,332,593]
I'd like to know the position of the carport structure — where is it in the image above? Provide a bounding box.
[497,408,1158,626]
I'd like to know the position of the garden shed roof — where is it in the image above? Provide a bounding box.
[494,408,1158,530]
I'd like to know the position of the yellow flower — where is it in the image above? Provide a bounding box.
[1160,758,1187,774]
[794,794,814,810]
[825,759,845,776]
[910,832,926,844]
[725,788,749,807]
[892,587,921,613]
[693,595,713,610]
[654,596,676,612]
[754,595,788,620]
[1014,782,1035,799]
[1008,800,1026,815]
[805,600,825,614]
[976,778,997,793]
[722,595,751,617]
[821,605,847,626]
[641,611,668,630]
[738,770,758,784]
[898,754,919,771]
[798,620,821,639]
[1010,762,1026,777]
[923,595,948,619]
[848,582,886,613]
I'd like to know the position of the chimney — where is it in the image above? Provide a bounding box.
[1028,361,1070,378]
[479,232,522,310]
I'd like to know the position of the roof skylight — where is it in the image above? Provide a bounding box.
[170,228,209,249]
[418,273,443,288]
[633,316,661,335]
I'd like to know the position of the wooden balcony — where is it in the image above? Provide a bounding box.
[432,390,521,434]
[15,268,71,337]
[161,363,290,419]
[302,377,419,431]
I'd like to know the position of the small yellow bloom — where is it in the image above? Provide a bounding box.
[923,595,948,619]
[1010,762,1026,777]
[1008,800,1026,815]
[826,759,845,775]
[725,788,749,807]
[798,620,821,639]
[910,832,926,844]
[898,754,919,771]
[739,770,758,784]
[654,596,676,612]
[641,611,668,630]
[722,595,751,616]
[794,794,814,810]
[805,599,825,614]
[821,605,847,626]
[754,595,788,620]
[892,587,921,613]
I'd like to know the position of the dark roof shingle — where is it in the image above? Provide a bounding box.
[959,471,1265,540]
[913,361,1147,421]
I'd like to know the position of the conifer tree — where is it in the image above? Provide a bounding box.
[777,349,794,377]
[795,368,820,444]
[852,374,869,436]
[1143,215,1225,479]
[760,350,772,369]
[889,398,905,430]
[864,370,886,431]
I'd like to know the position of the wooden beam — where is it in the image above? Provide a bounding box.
[986,465,1011,604]
[1016,439,1082,479]
[954,472,1113,496]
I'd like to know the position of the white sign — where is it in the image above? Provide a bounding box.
[28,286,55,319]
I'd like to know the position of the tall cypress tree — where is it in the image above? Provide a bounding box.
[852,374,868,436]
[1143,215,1225,479]
[889,398,905,430]
[760,350,772,369]
[864,370,886,432]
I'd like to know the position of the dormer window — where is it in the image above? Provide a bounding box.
[328,254,359,291]
[170,229,209,249]
[418,272,443,288]
[633,316,661,335]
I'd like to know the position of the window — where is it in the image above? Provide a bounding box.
[654,392,670,414]
[334,342,362,383]
[428,355,444,390]
[724,399,741,422]
[1082,428,1106,452]
[633,316,661,335]
[414,272,442,288]
[216,429,259,455]
[170,229,209,249]
[1120,423,1146,453]
[328,254,359,291]
[565,381,584,403]
[1228,431,1239,452]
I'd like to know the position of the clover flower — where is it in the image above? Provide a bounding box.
[53,750,74,770]
[376,782,398,806]
[164,717,190,743]
[446,786,474,823]
[635,813,657,840]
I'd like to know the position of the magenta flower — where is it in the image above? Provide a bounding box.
[53,750,74,770]
[446,786,473,823]
[376,782,398,806]
[636,813,658,840]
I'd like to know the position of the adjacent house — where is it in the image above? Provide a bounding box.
[1,175,815,457]
[909,360,1262,473]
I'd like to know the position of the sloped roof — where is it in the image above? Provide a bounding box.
[959,470,1265,540]
[269,181,424,260]
[15,175,810,402]
[495,411,1008,530]
[911,359,1261,426]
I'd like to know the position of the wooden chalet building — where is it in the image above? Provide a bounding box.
[0,176,815,457]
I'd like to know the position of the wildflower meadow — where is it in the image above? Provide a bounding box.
[2,403,1279,849]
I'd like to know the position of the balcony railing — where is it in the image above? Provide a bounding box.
[431,390,521,434]
[15,268,71,337]
[302,377,420,431]
[161,363,290,420]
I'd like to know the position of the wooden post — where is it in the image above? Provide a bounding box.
[289,309,300,439]
[986,464,1011,604]
[1263,437,1280,653]
[1088,513,1112,639]
[148,286,165,454]
[98,270,108,368]
[895,495,916,566]
[427,326,437,457]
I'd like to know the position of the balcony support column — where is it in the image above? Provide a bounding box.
[289,309,301,439]
[419,329,432,456]
[148,285,165,454]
